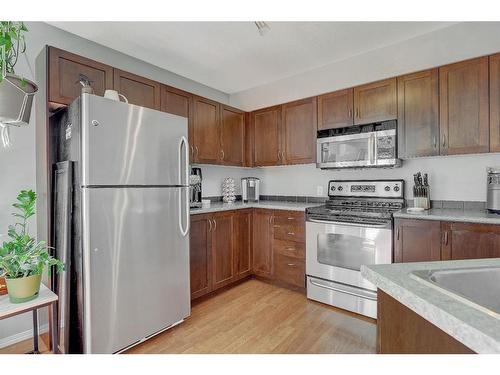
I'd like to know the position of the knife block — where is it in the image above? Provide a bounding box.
[413,186,430,210]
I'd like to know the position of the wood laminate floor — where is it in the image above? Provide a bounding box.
[126,279,376,354]
[1,279,376,354]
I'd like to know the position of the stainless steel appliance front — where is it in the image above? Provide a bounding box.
[306,219,392,318]
[316,129,401,169]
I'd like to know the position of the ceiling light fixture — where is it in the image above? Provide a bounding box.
[254,21,270,36]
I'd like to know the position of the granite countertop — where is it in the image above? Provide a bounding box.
[394,208,500,224]
[190,201,318,215]
[361,258,500,353]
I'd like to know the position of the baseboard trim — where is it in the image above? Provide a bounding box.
[0,323,48,349]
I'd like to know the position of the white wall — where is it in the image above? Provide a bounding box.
[0,22,230,346]
[230,22,500,110]
[256,153,500,202]
[193,164,260,197]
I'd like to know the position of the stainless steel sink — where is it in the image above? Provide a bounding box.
[412,266,500,318]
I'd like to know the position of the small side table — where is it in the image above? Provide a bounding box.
[0,284,58,354]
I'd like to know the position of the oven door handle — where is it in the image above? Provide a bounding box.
[309,279,377,301]
[307,218,390,229]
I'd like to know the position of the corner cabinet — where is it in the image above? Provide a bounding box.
[189,214,212,299]
[113,69,161,110]
[490,53,500,152]
[439,57,489,155]
[252,209,274,277]
[397,69,440,158]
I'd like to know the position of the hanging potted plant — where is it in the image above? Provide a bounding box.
[0,190,64,303]
[0,21,38,146]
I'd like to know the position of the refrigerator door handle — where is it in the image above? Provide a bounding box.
[178,136,189,186]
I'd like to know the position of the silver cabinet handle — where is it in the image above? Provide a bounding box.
[287,263,296,267]
[432,136,437,149]
[442,135,446,147]
[286,247,295,251]
[309,278,377,301]
[269,216,274,224]
[220,149,225,160]
[195,145,199,157]
[287,232,295,236]
[277,150,281,161]
[348,109,352,118]
[208,219,212,232]
[355,108,360,118]
[281,151,285,161]
[213,218,217,231]
[190,145,194,159]
[396,227,400,241]
[287,217,295,221]
[443,231,449,245]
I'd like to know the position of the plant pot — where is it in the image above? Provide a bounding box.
[0,276,7,296]
[5,274,42,303]
[0,73,38,126]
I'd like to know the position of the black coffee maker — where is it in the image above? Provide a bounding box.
[190,167,202,208]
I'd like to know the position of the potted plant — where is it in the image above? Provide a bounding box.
[0,21,38,144]
[0,190,64,303]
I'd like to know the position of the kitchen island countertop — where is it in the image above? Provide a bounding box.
[361,258,500,354]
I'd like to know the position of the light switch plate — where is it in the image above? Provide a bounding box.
[316,186,323,196]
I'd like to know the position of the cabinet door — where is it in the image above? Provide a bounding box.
[439,57,489,155]
[220,105,245,166]
[490,53,500,152]
[233,209,252,279]
[441,222,500,260]
[397,69,440,158]
[161,86,195,161]
[281,97,317,165]
[48,47,113,106]
[317,88,354,130]
[113,69,161,110]
[189,215,212,299]
[394,219,441,263]
[212,212,235,290]
[253,106,281,166]
[252,209,274,277]
[353,78,397,125]
[192,96,220,164]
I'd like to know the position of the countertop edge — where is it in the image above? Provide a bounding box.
[393,209,500,224]
[361,265,500,354]
[190,202,316,215]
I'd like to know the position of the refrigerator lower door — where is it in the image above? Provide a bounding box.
[82,187,190,353]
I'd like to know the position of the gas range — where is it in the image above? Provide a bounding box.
[306,180,405,225]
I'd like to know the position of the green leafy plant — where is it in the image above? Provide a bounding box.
[0,190,64,279]
[0,21,28,82]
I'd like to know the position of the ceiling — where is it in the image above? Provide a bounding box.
[48,22,455,94]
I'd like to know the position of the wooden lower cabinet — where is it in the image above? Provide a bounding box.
[233,209,253,278]
[395,218,500,263]
[377,290,474,354]
[211,212,235,290]
[189,214,212,300]
[394,219,441,263]
[252,209,274,277]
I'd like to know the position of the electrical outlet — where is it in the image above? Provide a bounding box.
[316,186,323,196]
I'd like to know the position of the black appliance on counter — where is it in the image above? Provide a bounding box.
[190,167,202,208]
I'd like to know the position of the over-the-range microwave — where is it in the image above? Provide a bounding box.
[316,120,402,169]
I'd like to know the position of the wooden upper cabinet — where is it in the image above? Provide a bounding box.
[161,85,192,118]
[397,69,440,158]
[253,106,282,166]
[441,222,500,261]
[48,47,113,106]
[281,97,317,165]
[211,212,235,290]
[113,69,161,110]
[439,57,489,155]
[252,209,274,277]
[317,88,354,130]
[353,78,397,125]
[220,105,245,166]
[233,209,253,279]
[394,219,441,263]
[244,112,255,167]
[490,53,500,152]
[192,96,220,164]
[189,214,212,300]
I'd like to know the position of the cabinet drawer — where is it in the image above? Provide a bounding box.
[273,223,305,242]
[274,253,305,288]
[273,239,305,259]
[273,210,304,225]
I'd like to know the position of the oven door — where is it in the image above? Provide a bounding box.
[306,219,392,291]
[316,132,376,168]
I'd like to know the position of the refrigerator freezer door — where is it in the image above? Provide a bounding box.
[81,94,188,187]
[82,187,190,353]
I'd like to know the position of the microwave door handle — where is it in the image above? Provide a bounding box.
[369,134,375,165]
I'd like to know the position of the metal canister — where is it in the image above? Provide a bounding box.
[487,168,500,214]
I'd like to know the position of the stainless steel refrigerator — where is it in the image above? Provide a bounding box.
[50,94,191,353]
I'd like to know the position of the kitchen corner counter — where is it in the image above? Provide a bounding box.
[361,259,500,354]
[190,201,319,215]
[394,208,500,224]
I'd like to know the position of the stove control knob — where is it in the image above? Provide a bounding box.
[338,186,343,191]
[393,186,400,192]
[331,186,336,191]
[384,186,390,191]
